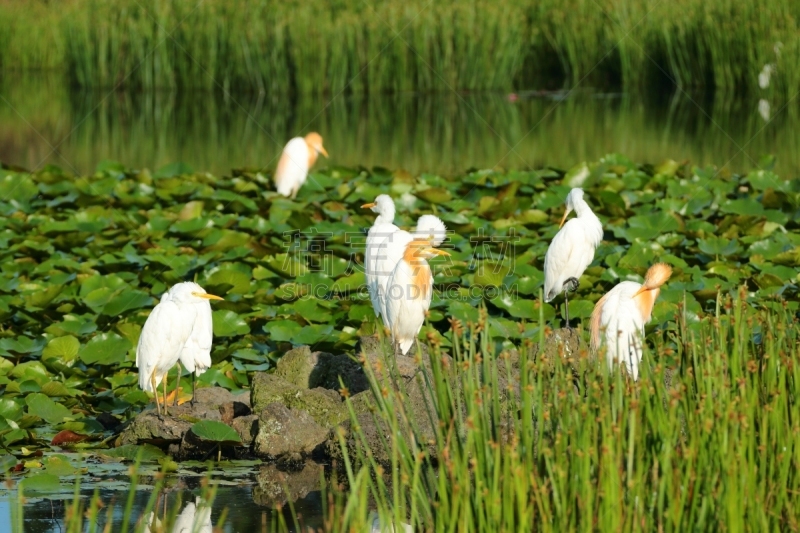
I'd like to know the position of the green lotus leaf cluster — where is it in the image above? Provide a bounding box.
[0,155,798,484]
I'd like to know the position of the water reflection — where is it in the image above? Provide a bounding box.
[0,74,797,177]
[0,462,329,533]
[144,497,212,533]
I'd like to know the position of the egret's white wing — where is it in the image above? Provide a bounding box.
[375,230,415,325]
[365,222,400,318]
[137,300,197,391]
[543,218,599,301]
[274,137,310,197]
[385,258,433,355]
[600,281,645,379]
[178,301,213,375]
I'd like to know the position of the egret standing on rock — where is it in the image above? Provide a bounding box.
[385,239,450,355]
[590,263,672,381]
[362,195,400,321]
[136,282,223,416]
[374,214,447,327]
[543,188,602,325]
[274,132,328,198]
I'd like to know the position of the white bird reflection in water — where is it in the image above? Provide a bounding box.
[140,497,213,533]
[172,498,213,533]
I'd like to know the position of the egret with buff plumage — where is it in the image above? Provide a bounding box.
[590,263,672,380]
[274,132,328,198]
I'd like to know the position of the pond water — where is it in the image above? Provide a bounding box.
[0,459,328,532]
[0,75,798,178]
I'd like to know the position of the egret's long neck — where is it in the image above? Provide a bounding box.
[633,287,660,323]
[573,197,594,218]
[403,244,432,299]
[305,141,319,168]
[375,205,396,225]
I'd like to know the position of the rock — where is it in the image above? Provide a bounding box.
[274,345,371,395]
[179,427,221,461]
[158,401,223,422]
[312,353,371,394]
[252,460,325,508]
[231,414,259,446]
[274,345,319,388]
[276,453,306,472]
[535,327,587,368]
[326,350,443,467]
[192,387,244,408]
[358,335,429,359]
[219,401,251,425]
[116,386,253,449]
[354,338,437,388]
[254,403,329,459]
[251,373,345,428]
[116,411,193,446]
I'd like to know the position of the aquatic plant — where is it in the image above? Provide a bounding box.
[330,294,800,530]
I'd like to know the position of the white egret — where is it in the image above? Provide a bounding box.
[590,263,672,380]
[274,132,329,198]
[171,286,215,407]
[384,239,450,355]
[543,188,602,325]
[373,214,447,326]
[136,282,223,416]
[362,195,400,321]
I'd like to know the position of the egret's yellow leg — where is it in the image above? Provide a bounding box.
[150,371,161,416]
[162,374,169,416]
[173,361,181,407]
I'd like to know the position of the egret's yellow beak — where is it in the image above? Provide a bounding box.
[319,146,329,158]
[430,249,451,257]
[559,209,569,228]
[361,202,376,209]
[193,292,224,301]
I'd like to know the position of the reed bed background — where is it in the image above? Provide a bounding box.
[0,0,798,98]
[326,292,800,531]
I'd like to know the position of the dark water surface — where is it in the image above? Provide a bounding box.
[0,75,797,178]
[0,463,328,532]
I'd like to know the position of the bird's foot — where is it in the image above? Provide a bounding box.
[565,277,580,293]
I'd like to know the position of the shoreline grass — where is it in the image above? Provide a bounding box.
[328,293,800,531]
[0,0,798,98]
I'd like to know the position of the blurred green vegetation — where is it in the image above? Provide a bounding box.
[0,0,798,97]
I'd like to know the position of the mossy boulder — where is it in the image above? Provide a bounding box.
[254,403,329,459]
[116,411,193,446]
[250,373,346,428]
[274,344,370,394]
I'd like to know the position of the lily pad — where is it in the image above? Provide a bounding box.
[190,420,242,444]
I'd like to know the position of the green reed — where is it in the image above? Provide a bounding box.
[328,290,800,531]
[0,0,798,97]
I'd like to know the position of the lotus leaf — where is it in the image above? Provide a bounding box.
[213,310,250,337]
[26,393,72,424]
[190,420,242,444]
[79,333,132,365]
